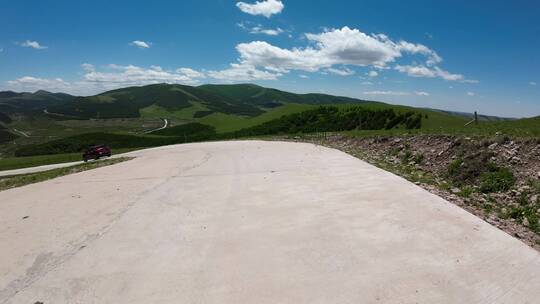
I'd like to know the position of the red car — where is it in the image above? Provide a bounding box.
[83,144,111,162]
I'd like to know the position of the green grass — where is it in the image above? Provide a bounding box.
[142,102,316,133]
[0,147,141,171]
[140,102,210,120]
[0,157,132,191]
[199,103,315,133]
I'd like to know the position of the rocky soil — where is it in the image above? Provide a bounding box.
[280,134,540,251]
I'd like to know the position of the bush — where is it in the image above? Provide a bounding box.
[479,166,515,193]
[226,106,423,138]
[0,130,18,144]
[447,151,494,186]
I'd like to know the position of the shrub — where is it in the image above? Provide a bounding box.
[413,153,425,164]
[227,106,423,138]
[0,130,18,144]
[479,166,515,193]
[447,151,494,186]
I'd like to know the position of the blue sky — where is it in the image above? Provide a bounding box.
[1,0,539,117]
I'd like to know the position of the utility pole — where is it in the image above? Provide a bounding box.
[464,111,479,127]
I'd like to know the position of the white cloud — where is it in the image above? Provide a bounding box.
[326,67,355,76]
[236,0,284,18]
[19,40,47,49]
[363,91,410,96]
[0,48,3,53]
[130,40,151,49]
[6,77,70,92]
[530,81,537,86]
[85,64,205,85]
[238,23,284,36]
[5,64,207,95]
[299,74,309,79]
[367,70,378,77]
[415,91,430,96]
[467,92,475,96]
[394,64,476,82]
[218,27,467,83]
[396,40,441,66]
[176,68,205,79]
[361,81,373,85]
[81,63,95,72]
[207,63,281,81]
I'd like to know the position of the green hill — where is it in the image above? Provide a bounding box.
[3,83,538,160]
[0,90,75,115]
[46,83,373,120]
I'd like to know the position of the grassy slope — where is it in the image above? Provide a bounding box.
[199,103,316,133]
[140,102,210,120]
[1,114,163,155]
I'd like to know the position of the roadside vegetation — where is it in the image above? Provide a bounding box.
[0,157,132,191]
[0,147,139,171]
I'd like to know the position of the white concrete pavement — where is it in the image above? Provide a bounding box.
[1,141,539,303]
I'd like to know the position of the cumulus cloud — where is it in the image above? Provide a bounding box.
[212,26,468,83]
[207,63,281,81]
[367,71,378,77]
[299,74,309,79]
[84,64,205,85]
[467,92,475,96]
[19,40,47,49]
[81,63,95,72]
[238,22,284,36]
[5,64,207,95]
[326,67,355,76]
[363,91,410,96]
[236,0,284,18]
[394,64,476,82]
[7,77,70,92]
[415,91,430,96]
[130,40,151,49]
[395,40,441,66]
[530,81,537,86]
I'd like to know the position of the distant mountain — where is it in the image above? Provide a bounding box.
[199,84,366,107]
[2,84,517,122]
[427,109,515,122]
[0,90,75,115]
[45,83,373,119]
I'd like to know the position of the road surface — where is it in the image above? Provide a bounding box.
[1,141,539,303]
[144,118,169,134]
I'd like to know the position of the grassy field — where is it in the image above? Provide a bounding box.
[199,103,315,133]
[140,102,210,121]
[140,102,316,133]
[0,115,163,156]
[0,157,132,191]
[0,147,142,171]
[343,117,540,138]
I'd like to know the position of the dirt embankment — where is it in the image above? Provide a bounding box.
[286,134,540,251]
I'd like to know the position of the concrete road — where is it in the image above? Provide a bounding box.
[1,141,539,304]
